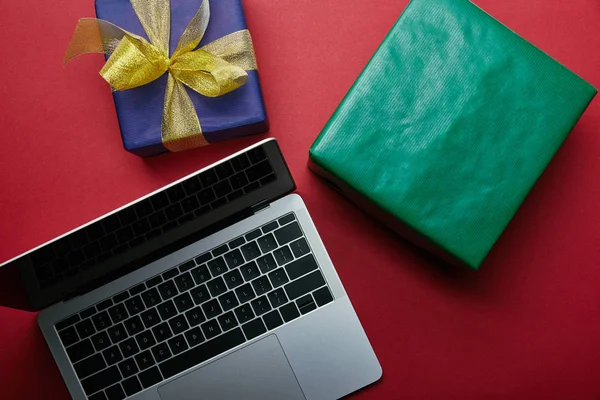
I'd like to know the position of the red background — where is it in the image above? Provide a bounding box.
[1,0,599,398]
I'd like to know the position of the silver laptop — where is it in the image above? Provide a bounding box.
[1,138,381,400]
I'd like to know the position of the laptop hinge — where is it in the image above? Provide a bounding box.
[251,200,271,214]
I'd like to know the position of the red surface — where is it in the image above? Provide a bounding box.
[1,0,599,398]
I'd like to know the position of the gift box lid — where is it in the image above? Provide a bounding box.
[309,0,596,269]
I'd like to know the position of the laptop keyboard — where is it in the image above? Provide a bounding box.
[54,213,334,400]
[31,147,275,290]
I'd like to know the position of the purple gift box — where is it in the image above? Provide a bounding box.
[95,0,269,157]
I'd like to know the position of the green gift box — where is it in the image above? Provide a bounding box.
[309,0,596,269]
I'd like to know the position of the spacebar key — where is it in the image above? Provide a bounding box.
[159,328,245,379]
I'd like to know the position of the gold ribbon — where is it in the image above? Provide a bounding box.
[64,0,257,151]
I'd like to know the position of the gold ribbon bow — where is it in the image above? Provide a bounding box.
[64,0,257,151]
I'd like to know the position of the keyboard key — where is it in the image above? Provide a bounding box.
[198,187,216,205]
[102,214,122,234]
[274,222,302,246]
[122,376,142,397]
[105,384,125,400]
[207,276,227,297]
[223,269,243,290]
[58,326,79,347]
[75,319,96,339]
[285,254,319,280]
[167,185,185,203]
[190,284,211,305]
[152,322,173,342]
[150,191,169,210]
[256,254,277,274]
[213,180,232,198]
[245,229,261,241]
[169,315,189,335]
[268,288,289,308]
[207,257,227,276]
[108,303,129,324]
[173,274,194,294]
[157,300,179,321]
[263,310,284,330]
[148,210,167,229]
[132,218,151,236]
[81,306,96,319]
[139,366,162,388]
[90,391,109,400]
[215,162,234,180]
[217,311,238,332]
[141,288,161,308]
[242,318,266,340]
[262,221,279,233]
[182,195,200,213]
[202,299,222,320]
[247,146,266,163]
[268,268,290,288]
[158,280,178,300]
[56,314,81,331]
[124,315,144,336]
[113,291,130,303]
[91,311,111,331]
[107,323,127,343]
[240,261,260,281]
[182,176,202,195]
[125,295,145,316]
[97,299,114,310]
[229,237,245,249]
[280,303,300,323]
[151,342,172,362]
[134,350,155,371]
[229,172,249,190]
[86,222,106,242]
[136,330,156,350]
[185,326,205,347]
[235,283,256,304]
[250,296,272,316]
[118,357,139,378]
[234,304,255,324]
[278,213,296,225]
[116,226,134,244]
[313,286,334,306]
[260,174,276,185]
[168,334,189,355]
[289,237,309,258]
[140,308,160,328]
[165,203,184,220]
[246,160,271,182]
[257,234,277,254]
[91,331,111,351]
[83,241,102,259]
[297,294,317,315]
[119,338,139,358]
[232,153,251,171]
[185,306,206,327]
[223,249,244,269]
[146,276,163,288]
[195,252,211,264]
[160,328,245,379]
[173,292,194,313]
[240,241,261,261]
[191,265,211,285]
[74,353,106,379]
[218,291,239,311]
[251,276,272,296]
[201,319,221,340]
[81,366,121,395]
[102,345,124,365]
[273,246,294,266]
[284,270,326,300]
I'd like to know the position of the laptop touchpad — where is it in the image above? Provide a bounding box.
[158,335,306,400]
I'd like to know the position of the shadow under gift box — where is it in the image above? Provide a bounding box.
[95,0,269,157]
[308,0,597,270]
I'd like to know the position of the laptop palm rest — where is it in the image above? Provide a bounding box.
[157,334,306,400]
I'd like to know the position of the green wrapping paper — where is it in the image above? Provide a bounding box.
[309,0,596,269]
